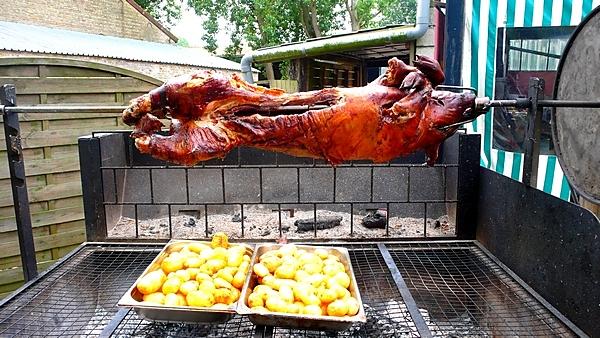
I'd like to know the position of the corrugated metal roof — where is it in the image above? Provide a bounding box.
[0,21,255,72]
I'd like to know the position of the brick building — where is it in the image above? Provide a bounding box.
[0,0,177,43]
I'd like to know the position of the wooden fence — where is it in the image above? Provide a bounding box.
[0,58,160,297]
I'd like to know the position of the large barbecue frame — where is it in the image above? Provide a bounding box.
[1,80,600,336]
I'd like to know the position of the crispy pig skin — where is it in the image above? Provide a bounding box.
[123,56,475,166]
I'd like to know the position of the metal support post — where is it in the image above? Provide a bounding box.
[1,84,38,281]
[522,78,544,187]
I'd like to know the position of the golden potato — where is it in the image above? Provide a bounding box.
[298,253,320,266]
[274,264,296,279]
[307,274,326,288]
[314,248,329,260]
[251,306,268,312]
[198,279,216,293]
[161,256,184,274]
[195,272,212,283]
[279,285,294,303]
[346,297,359,316]
[188,242,211,253]
[265,295,287,312]
[261,256,283,273]
[248,292,264,308]
[294,270,310,282]
[243,254,251,262]
[186,290,215,307]
[162,277,182,294]
[187,267,200,279]
[327,299,348,316]
[253,263,270,278]
[164,293,182,306]
[174,269,192,282]
[259,250,279,262]
[205,259,227,274]
[285,302,301,314]
[294,301,305,314]
[328,284,347,299]
[333,272,351,289]
[142,292,166,304]
[302,262,323,275]
[261,275,277,290]
[317,287,338,304]
[214,277,234,289]
[214,288,236,304]
[292,283,314,301]
[322,264,342,277]
[184,256,204,269]
[253,285,275,301]
[232,271,246,289]
[227,248,245,267]
[223,266,239,276]
[230,287,241,301]
[176,293,187,306]
[136,270,165,295]
[199,248,215,261]
[211,232,229,248]
[274,278,296,290]
[215,269,234,283]
[303,304,322,316]
[179,280,199,296]
[279,244,298,257]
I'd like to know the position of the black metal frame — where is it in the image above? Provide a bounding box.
[0,85,37,281]
[78,131,478,242]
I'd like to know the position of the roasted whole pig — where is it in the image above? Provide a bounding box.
[123,55,477,166]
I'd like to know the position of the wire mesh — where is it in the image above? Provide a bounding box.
[387,242,576,337]
[0,244,162,337]
[0,242,579,337]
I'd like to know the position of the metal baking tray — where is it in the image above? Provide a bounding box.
[118,239,254,324]
[238,244,367,331]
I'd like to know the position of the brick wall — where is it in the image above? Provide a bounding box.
[1,0,175,43]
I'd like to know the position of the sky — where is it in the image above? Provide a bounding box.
[170,4,234,53]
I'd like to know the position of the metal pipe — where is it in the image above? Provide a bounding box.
[240,0,432,83]
[2,105,128,114]
[1,105,330,114]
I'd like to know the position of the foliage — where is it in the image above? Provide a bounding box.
[346,0,416,30]
[135,0,182,28]
[177,37,190,47]
[187,0,345,53]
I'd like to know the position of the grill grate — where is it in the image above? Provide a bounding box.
[0,242,578,337]
[387,242,576,337]
[0,244,161,337]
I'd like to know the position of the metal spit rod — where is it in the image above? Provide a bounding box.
[0,105,330,114]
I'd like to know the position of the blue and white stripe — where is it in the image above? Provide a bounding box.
[463,0,599,199]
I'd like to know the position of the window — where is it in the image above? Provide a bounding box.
[493,26,574,154]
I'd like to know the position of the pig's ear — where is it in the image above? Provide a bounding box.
[414,55,445,87]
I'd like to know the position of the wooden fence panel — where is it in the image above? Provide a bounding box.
[0,58,161,297]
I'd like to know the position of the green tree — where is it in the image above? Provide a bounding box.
[345,0,416,30]
[135,0,182,28]
[187,0,344,79]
